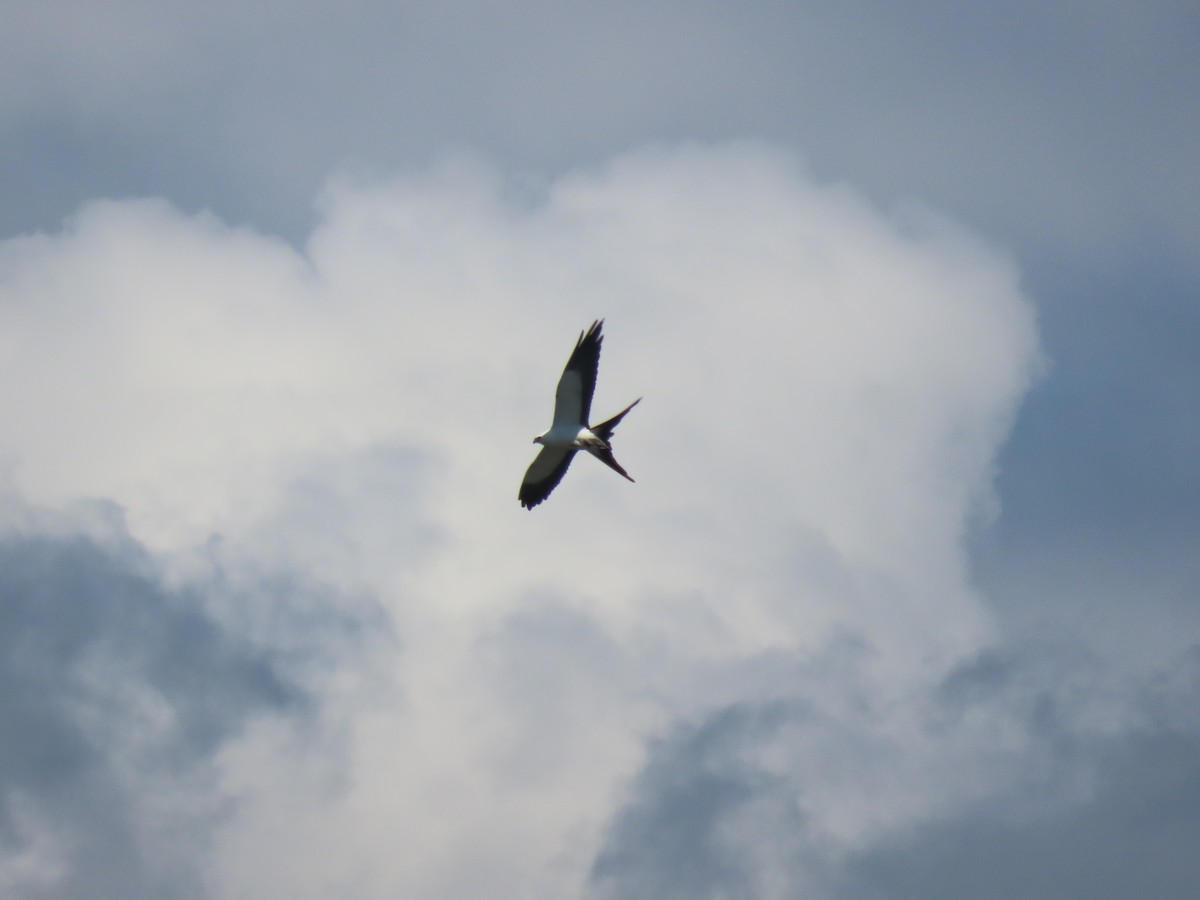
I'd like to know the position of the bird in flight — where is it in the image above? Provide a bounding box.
[520,320,641,509]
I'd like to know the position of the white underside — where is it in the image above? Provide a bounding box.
[539,424,600,449]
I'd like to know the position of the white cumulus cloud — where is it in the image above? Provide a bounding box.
[1,142,1045,898]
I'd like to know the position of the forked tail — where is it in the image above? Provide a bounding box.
[591,398,642,443]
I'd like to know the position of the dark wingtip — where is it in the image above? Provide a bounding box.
[577,319,604,349]
[519,483,547,509]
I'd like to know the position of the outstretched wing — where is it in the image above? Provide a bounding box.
[519,446,578,509]
[551,320,603,427]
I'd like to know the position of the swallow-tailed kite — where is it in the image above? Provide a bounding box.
[520,320,640,509]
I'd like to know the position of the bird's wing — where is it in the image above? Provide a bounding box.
[519,446,578,509]
[551,320,603,427]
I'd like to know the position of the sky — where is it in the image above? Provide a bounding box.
[1,2,1197,898]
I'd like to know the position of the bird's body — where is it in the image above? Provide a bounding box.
[539,423,601,449]
[520,320,640,509]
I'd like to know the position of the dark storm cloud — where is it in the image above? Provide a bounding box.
[0,503,342,898]
[588,646,1200,900]
[840,650,1200,900]
[589,704,817,900]
[840,731,1200,900]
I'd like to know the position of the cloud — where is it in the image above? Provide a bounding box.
[2,2,1196,892]
[837,649,1200,900]
[586,644,1200,900]
[4,2,1196,271]
[589,703,822,900]
[10,0,1185,705]
[0,500,311,899]
[16,142,1184,899]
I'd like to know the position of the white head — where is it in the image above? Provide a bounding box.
[533,434,545,445]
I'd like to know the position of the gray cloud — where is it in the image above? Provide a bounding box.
[0,499,387,899]
[976,269,1200,674]
[588,647,1200,900]
[589,704,819,900]
[839,650,1200,900]
[841,732,1200,899]
[3,2,1196,267]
